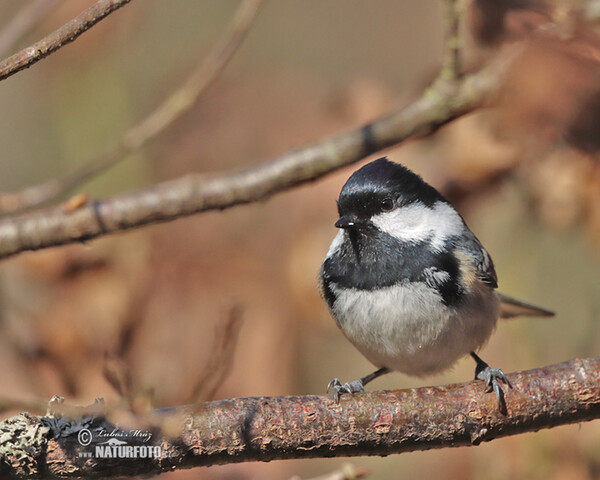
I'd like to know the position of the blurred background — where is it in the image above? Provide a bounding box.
[0,1,599,479]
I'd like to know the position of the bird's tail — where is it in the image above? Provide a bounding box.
[498,292,555,319]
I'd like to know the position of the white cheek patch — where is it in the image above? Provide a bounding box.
[371,201,464,250]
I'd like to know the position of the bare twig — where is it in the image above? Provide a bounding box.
[0,358,598,478]
[0,0,512,259]
[441,0,462,80]
[0,0,132,82]
[0,51,506,261]
[0,0,60,58]
[186,305,244,403]
[102,353,133,402]
[0,0,263,214]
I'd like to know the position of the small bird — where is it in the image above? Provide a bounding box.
[319,157,553,411]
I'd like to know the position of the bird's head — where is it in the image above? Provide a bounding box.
[335,158,458,246]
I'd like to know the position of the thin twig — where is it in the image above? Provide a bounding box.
[0,0,132,82]
[0,0,263,214]
[102,353,133,402]
[0,51,505,261]
[441,0,462,81]
[186,305,244,403]
[0,357,598,478]
[0,0,60,58]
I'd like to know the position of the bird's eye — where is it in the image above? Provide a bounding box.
[381,197,394,212]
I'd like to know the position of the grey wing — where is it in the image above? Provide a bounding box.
[457,229,498,288]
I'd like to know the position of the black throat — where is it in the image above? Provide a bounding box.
[321,228,463,306]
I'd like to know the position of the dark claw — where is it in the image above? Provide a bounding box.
[326,378,341,394]
[478,366,512,392]
[476,366,512,412]
[471,352,512,414]
[326,378,364,403]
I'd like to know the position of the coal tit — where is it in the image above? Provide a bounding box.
[319,157,553,411]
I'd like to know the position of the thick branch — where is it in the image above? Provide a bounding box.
[0,55,504,260]
[1,358,599,478]
[0,0,131,82]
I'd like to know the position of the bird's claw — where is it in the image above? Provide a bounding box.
[478,366,512,392]
[471,352,512,414]
[476,365,512,414]
[327,378,365,403]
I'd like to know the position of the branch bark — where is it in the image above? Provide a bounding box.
[1,358,598,478]
[0,0,132,82]
[0,52,507,260]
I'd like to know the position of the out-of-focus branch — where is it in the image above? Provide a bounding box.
[583,0,600,21]
[0,51,508,260]
[185,305,244,403]
[0,0,132,82]
[0,0,60,58]
[441,0,462,80]
[1,358,599,478]
[0,0,489,258]
[0,397,51,416]
[291,464,370,480]
[0,0,263,214]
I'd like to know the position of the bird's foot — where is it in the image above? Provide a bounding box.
[327,378,364,403]
[472,352,512,414]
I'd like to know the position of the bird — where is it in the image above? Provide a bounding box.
[318,157,553,411]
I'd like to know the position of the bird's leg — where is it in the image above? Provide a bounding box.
[327,367,390,403]
[470,352,512,414]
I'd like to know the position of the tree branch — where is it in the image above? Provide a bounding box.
[0,52,507,260]
[1,358,598,478]
[0,0,132,82]
[0,0,60,58]
[0,0,518,259]
[440,0,462,81]
[0,0,264,213]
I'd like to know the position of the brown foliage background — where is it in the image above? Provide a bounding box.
[0,1,599,479]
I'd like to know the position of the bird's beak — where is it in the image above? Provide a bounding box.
[335,215,361,230]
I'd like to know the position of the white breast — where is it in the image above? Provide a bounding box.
[329,281,499,376]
